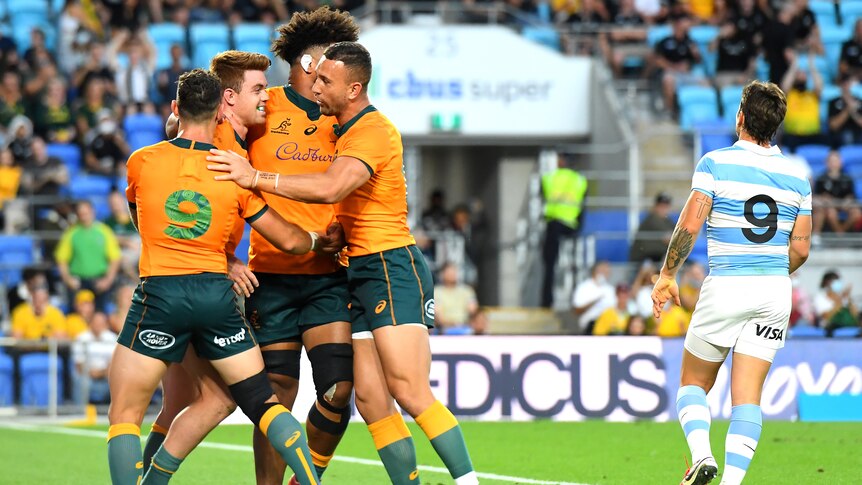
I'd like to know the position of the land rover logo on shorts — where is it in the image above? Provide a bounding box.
[424,299,435,319]
[138,330,176,350]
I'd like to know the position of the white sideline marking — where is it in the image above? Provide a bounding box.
[0,422,591,485]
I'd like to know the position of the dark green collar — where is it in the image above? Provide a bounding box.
[284,85,321,120]
[234,130,247,150]
[333,105,377,137]
[170,138,216,151]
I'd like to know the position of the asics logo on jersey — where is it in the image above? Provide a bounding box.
[138,330,176,350]
[275,142,334,162]
[271,118,292,134]
[755,324,784,341]
[284,431,301,447]
[375,300,387,314]
[213,328,247,347]
[304,125,317,135]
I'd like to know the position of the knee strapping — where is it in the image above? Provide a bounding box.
[262,349,301,378]
[307,402,351,436]
[307,343,353,411]
[228,371,276,426]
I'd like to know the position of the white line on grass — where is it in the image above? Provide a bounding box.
[0,421,590,485]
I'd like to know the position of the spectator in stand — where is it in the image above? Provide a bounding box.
[73,41,117,94]
[421,188,450,233]
[626,315,647,335]
[0,72,26,129]
[23,61,59,106]
[762,3,797,84]
[781,52,823,151]
[730,0,768,46]
[65,289,97,339]
[156,43,190,113]
[654,299,691,337]
[652,14,704,117]
[73,311,117,404]
[599,0,648,77]
[23,28,56,73]
[572,260,616,334]
[32,79,76,144]
[58,0,103,75]
[789,272,815,327]
[812,151,862,236]
[5,267,48,317]
[630,262,658,321]
[791,0,822,55]
[83,112,129,177]
[8,116,35,164]
[55,200,122,312]
[679,261,705,313]
[840,19,862,79]
[20,137,68,197]
[813,270,860,333]
[11,285,67,340]
[112,32,156,114]
[103,190,140,280]
[711,19,757,89]
[434,262,486,335]
[0,146,22,229]
[74,78,119,144]
[593,283,632,336]
[451,202,487,285]
[828,73,862,148]
[629,192,675,265]
[104,0,147,36]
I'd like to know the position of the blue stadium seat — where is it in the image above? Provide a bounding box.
[700,132,734,156]
[190,23,230,69]
[796,55,833,83]
[8,1,49,19]
[646,25,672,47]
[820,84,841,126]
[838,144,862,169]
[20,353,64,407]
[124,113,165,151]
[11,22,55,54]
[148,22,187,70]
[719,85,744,125]
[127,130,165,152]
[68,175,113,219]
[842,3,862,27]
[690,24,719,74]
[0,353,12,406]
[581,209,628,233]
[593,238,630,263]
[832,327,862,338]
[755,55,769,81]
[0,235,35,286]
[46,143,82,178]
[234,224,251,263]
[234,23,275,61]
[821,25,851,75]
[810,0,837,26]
[789,326,827,338]
[795,144,831,171]
[522,26,561,51]
[678,86,720,131]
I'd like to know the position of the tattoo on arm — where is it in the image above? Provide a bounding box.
[791,235,810,241]
[664,226,694,272]
[258,171,277,182]
[695,193,710,219]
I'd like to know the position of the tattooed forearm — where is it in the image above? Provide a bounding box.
[791,235,810,241]
[664,226,694,273]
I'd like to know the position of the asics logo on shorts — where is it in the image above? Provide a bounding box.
[375,300,387,314]
[755,324,784,341]
[138,330,176,350]
[213,328,247,347]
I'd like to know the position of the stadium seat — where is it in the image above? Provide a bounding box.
[0,352,12,406]
[19,353,64,407]
[0,235,36,286]
[810,1,837,26]
[127,130,165,152]
[689,25,719,74]
[68,175,113,219]
[842,3,862,27]
[789,326,827,338]
[582,210,629,262]
[522,26,561,51]
[646,25,672,47]
[234,23,276,61]
[677,86,720,131]
[796,55,833,84]
[7,1,49,20]
[699,132,734,157]
[234,225,251,263]
[821,25,851,75]
[46,143,82,178]
[832,326,862,338]
[795,144,831,173]
[123,113,165,151]
[719,85,744,125]
[11,22,55,54]
[838,144,862,170]
[148,22,187,70]
[189,23,230,69]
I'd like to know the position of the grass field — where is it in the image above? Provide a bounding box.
[0,420,860,484]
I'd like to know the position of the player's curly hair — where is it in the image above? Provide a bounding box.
[739,81,787,145]
[271,6,360,64]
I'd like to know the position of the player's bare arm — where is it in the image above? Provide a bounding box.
[788,214,812,274]
[651,190,713,319]
[207,149,371,204]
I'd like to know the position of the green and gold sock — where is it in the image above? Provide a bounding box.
[107,423,143,485]
[415,401,475,482]
[142,423,168,474]
[369,413,420,485]
[141,446,183,485]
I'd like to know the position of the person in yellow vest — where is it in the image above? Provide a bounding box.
[781,52,823,152]
[541,153,588,308]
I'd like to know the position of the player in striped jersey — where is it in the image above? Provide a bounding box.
[652,81,812,485]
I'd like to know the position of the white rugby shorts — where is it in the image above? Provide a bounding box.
[685,275,792,363]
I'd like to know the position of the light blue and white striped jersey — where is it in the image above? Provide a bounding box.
[692,140,812,276]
